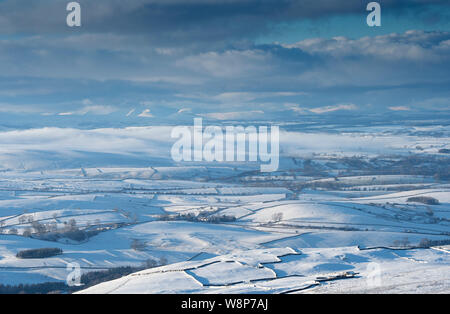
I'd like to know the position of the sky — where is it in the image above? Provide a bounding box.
[0,0,450,128]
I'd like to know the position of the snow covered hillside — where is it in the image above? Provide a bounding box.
[0,123,449,293]
[78,246,450,294]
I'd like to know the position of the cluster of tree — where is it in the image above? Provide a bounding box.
[79,266,141,289]
[265,222,360,232]
[15,216,101,242]
[271,212,284,223]
[0,282,69,294]
[80,258,167,290]
[392,237,411,248]
[434,171,450,181]
[306,180,341,190]
[14,215,72,237]
[406,196,440,205]
[318,155,450,179]
[130,239,147,251]
[16,248,63,259]
[160,212,236,224]
[418,238,450,248]
[206,215,237,223]
[0,257,168,294]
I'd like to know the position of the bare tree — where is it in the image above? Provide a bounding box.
[271,212,284,223]
[31,221,46,235]
[23,228,32,237]
[159,257,168,266]
[131,239,147,251]
[8,228,18,235]
[66,219,77,232]
[393,237,410,248]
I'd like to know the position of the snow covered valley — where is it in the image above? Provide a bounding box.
[0,124,449,293]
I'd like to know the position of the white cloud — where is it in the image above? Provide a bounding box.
[58,105,117,116]
[82,99,94,106]
[212,92,307,103]
[177,50,272,78]
[177,108,192,114]
[285,103,308,114]
[309,104,357,114]
[285,31,450,62]
[138,109,154,118]
[285,103,358,115]
[199,110,264,120]
[0,125,442,170]
[0,126,173,158]
[389,106,411,111]
[0,103,46,114]
[126,108,136,116]
[410,97,450,110]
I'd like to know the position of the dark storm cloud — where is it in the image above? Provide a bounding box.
[1,1,450,120]
[1,0,449,43]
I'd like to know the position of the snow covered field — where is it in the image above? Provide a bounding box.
[0,123,449,293]
[78,246,450,294]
